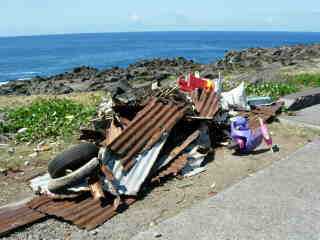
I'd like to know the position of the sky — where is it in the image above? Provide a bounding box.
[1,0,320,36]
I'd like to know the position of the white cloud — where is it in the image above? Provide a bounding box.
[129,13,141,22]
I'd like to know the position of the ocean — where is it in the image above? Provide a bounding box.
[1,31,320,83]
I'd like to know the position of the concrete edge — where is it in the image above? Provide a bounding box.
[278,116,320,131]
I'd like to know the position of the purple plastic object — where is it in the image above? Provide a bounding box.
[230,116,271,153]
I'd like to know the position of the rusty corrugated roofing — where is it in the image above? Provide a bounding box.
[28,195,136,230]
[190,89,219,118]
[0,203,46,237]
[108,98,188,171]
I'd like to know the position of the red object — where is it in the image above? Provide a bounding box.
[177,73,213,92]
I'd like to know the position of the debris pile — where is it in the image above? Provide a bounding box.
[0,73,283,237]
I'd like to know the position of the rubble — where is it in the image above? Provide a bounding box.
[0,72,285,237]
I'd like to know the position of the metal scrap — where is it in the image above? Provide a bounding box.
[190,89,219,118]
[27,195,136,230]
[0,203,46,237]
[103,136,168,196]
[108,98,187,172]
[0,80,286,237]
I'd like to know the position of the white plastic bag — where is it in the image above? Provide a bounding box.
[221,82,250,110]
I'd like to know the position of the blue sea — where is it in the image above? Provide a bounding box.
[1,31,320,83]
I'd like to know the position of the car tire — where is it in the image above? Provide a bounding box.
[48,157,99,193]
[48,142,99,178]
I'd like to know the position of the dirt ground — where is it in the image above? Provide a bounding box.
[2,121,320,239]
[0,137,80,205]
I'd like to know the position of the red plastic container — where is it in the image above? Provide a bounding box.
[177,73,214,92]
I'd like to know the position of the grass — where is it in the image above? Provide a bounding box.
[289,73,320,88]
[0,91,105,171]
[0,97,98,142]
[0,91,104,109]
[245,73,320,99]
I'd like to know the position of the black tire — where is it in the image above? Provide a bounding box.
[48,157,99,193]
[48,142,99,178]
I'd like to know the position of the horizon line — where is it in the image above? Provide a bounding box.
[1,29,320,39]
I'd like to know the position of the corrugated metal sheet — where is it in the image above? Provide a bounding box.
[0,203,46,237]
[154,130,201,171]
[104,137,168,196]
[28,195,136,230]
[108,98,188,171]
[190,90,219,118]
[239,102,283,129]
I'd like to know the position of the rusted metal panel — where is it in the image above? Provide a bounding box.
[190,90,219,118]
[123,106,187,172]
[0,203,46,237]
[151,154,188,183]
[108,98,158,153]
[239,102,283,129]
[107,98,187,172]
[28,195,136,230]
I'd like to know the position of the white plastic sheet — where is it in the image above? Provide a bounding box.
[221,82,250,110]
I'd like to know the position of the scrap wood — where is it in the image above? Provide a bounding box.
[238,102,283,129]
[167,130,201,160]
[88,176,106,200]
[151,154,188,183]
[105,119,123,145]
[154,129,201,171]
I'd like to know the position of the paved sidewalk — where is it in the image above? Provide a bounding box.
[132,139,320,240]
[279,104,320,130]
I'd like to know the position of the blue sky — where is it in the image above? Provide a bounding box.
[1,0,320,36]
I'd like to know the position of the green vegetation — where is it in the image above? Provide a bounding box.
[246,82,298,100]
[289,73,320,87]
[246,73,320,99]
[0,98,96,142]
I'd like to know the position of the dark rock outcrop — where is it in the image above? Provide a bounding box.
[214,44,320,70]
[1,44,320,96]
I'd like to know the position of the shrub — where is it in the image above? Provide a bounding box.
[246,82,298,100]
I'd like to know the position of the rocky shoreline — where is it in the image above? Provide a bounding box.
[1,43,320,96]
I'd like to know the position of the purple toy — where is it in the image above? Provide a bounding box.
[230,116,272,153]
